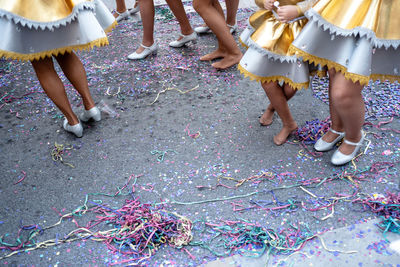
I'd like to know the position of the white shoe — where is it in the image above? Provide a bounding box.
[115,10,130,22]
[127,42,158,60]
[63,119,83,138]
[169,32,197,48]
[228,23,237,34]
[128,3,139,15]
[314,128,345,152]
[194,25,210,34]
[331,131,365,166]
[79,106,101,122]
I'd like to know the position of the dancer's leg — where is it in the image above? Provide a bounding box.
[225,0,239,26]
[54,52,95,111]
[260,82,296,126]
[31,57,79,125]
[319,69,345,142]
[136,0,155,53]
[166,0,194,36]
[330,71,364,155]
[114,0,127,16]
[193,0,242,69]
[262,81,298,145]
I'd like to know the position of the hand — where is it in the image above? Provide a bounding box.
[263,0,275,11]
[277,5,299,23]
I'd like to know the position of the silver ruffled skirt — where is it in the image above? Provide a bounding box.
[0,0,116,61]
[290,10,400,85]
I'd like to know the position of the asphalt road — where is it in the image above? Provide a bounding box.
[0,3,399,267]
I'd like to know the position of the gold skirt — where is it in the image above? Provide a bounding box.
[238,9,313,90]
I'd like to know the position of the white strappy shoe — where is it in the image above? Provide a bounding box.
[128,2,140,15]
[63,119,83,138]
[79,106,101,122]
[194,25,210,34]
[115,10,130,22]
[194,23,237,34]
[169,32,197,48]
[227,23,238,34]
[127,42,158,60]
[314,128,345,152]
[331,131,365,165]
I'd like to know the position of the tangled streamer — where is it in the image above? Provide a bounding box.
[0,176,192,265]
[51,142,75,168]
[356,192,400,237]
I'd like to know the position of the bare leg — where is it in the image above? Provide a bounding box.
[330,71,365,155]
[225,0,239,26]
[319,69,345,142]
[136,0,155,53]
[114,0,127,17]
[260,82,296,126]
[193,0,242,69]
[166,0,194,37]
[262,81,298,145]
[31,57,79,125]
[54,52,95,111]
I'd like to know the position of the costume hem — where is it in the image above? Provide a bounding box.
[289,45,369,85]
[238,64,309,90]
[0,37,109,61]
[246,38,298,63]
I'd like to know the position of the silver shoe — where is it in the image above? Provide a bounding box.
[194,25,210,34]
[169,32,197,48]
[127,42,158,60]
[331,131,365,165]
[228,23,237,34]
[128,3,139,15]
[79,106,101,122]
[63,119,83,138]
[314,128,345,152]
[115,10,130,22]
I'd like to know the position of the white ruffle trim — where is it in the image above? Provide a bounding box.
[0,2,94,31]
[246,37,298,63]
[306,9,400,49]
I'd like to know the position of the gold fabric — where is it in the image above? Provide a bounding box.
[249,8,307,56]
[0,0,90,22]
[313,0,400,40]
[297,0,319,15]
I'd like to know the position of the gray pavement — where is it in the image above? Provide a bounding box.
[1,1,400,267]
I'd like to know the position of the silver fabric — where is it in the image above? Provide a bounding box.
[292,19,400,79]
[306,9,400,50]
[0,0,114,57]
[240,47,310,88]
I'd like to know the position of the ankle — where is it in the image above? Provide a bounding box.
[116,9,127,14]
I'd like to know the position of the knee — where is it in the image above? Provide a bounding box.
[331,87,355,108]
[261,81,278,91]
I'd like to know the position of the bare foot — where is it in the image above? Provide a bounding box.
[200,49,225,61]
[273,123,298,145]
[212,53,243,69]
[260,105,274,126]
